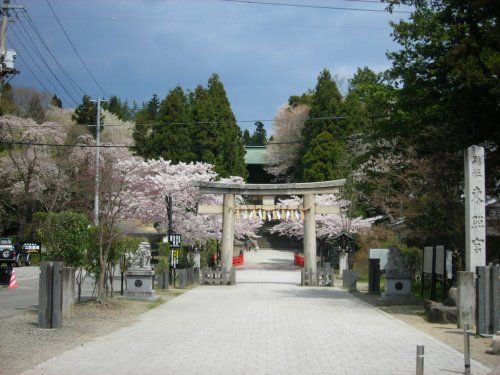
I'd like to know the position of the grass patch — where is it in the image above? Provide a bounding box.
[147,298,164,310]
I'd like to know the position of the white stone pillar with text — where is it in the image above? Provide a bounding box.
[464,145,486,272]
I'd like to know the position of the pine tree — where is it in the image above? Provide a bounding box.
[150,86,196,162]
[250,121,267,145]
[73,95,103,137]
[51,95,62,108]
[242,129,251,145]
[297,69,343,181]
[190,74,247,178]
[133,94,160,158]
[301,131,343,182]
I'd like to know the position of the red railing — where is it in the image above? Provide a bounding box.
[294,253,304,267]
[233,253,244,266]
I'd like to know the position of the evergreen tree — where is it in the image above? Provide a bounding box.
[149,86,196,162]
[51,95,62,108]
[132,76,246,178]
[297,69,343,181]
[301,131,343,182]
[191,74,247,178]
[103,95,134,121]
[132,94,160,158]
[250,121,267,145]
[242,129,251,145]
[73,95,103,137]
[288,90,313,108]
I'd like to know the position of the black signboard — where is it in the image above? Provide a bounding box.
[169,234,182,248]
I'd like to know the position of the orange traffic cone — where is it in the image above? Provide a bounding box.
[8,269,19,289]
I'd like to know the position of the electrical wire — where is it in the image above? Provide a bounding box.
[7,32,61,95]
[20,8,86,97]
[0,140,312,149]
[45,0,108,97]
[11,13,79,106]
[2,114,390,128]
[14,8,86,100]
[218,0,410,14]
[6,41,51,93]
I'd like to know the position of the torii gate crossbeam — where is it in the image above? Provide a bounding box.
[195,180,346,285]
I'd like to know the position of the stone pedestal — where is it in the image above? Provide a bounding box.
[342,270,357,292]
[125,268,159,301]
[380,275,413,303]
[492,331,500,355]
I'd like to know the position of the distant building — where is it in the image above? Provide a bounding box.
[244,145,273,183]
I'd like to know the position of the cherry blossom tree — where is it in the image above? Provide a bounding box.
[265,104,309,180]
[118,159,263,244]
[269,194,381,240]
[0,115,68,235]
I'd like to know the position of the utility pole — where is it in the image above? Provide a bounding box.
[92,97,107,226]
[0,0,23,98]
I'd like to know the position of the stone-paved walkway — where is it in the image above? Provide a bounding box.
[23,250,492,375]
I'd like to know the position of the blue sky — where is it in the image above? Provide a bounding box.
[11,0,411,132]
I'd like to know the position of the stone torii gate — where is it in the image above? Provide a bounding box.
[195,180,345,285]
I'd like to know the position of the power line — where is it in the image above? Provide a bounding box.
[7,41,51,93]
[45,0,107,97]
[55,16,390,31]
[0,140,309,149]
[218,0,410,14]
[7,32,61,95]
[11,13,79,106]
[20,8,85,97]
[14,8,86,100]
[4,114,391,128]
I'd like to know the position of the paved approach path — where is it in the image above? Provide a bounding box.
[23,250,491,375]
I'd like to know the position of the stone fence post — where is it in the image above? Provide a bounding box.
[38,261,64,328]
[62,267,75,319]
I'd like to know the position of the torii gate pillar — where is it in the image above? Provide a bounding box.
[221,193,235,274]
[303,193,317,277]
[195,180,346,285]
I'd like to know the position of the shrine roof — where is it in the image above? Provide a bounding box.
[244,146,267,165]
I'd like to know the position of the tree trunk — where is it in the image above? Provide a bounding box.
[97,238,106,301]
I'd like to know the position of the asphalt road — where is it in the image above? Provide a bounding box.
[0,266,124,319]
[0,267,39,319]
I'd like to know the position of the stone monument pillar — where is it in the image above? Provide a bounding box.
[303,193,317,284]
[464,145,486,272]
[125,242,159,301]
[339,252,348,278]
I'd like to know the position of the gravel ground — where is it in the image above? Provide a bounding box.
[0,289,178,375]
